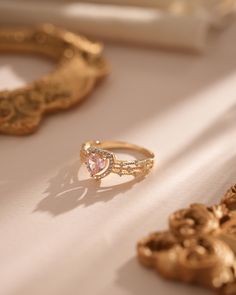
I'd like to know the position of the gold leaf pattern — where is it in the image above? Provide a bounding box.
[137,184,236,294]
[0,24,109,135]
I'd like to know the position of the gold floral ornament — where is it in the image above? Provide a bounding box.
[0,24,109,135]
[137,184,236,295]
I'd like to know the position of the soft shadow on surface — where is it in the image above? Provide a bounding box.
[116,257,212,295]
[149,105,236,212]
[35,160,145,216]
[160,104,236,180]
[205,155,236,203]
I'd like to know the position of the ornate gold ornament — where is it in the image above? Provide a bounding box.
[80,140,155,180]
[137,184,236,295]
[0,24,108,135]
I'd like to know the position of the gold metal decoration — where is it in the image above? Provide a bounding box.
[137,184,236,295]
[80,140,155,180]
[0,24,109,135]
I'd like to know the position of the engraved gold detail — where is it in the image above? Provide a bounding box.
[0,24,109,135]
[137,184,236,294]
[80,140,155,180]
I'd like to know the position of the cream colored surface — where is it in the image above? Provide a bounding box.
[0,0,233,51]
[1,23,236,295]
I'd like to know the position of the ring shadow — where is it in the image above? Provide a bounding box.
[34,159,145,216]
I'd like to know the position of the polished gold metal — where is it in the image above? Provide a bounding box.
[137,184,236,295]
[80,140,155,180]
[0,24,109,135]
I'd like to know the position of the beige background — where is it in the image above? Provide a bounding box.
[0,1,220,51]
[1,23,236,295]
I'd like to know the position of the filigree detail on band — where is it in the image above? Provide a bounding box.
[137,184,236,295]
[0,24,109,135]
[112,159,154,177]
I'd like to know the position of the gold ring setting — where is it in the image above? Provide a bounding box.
[80,140,155,180]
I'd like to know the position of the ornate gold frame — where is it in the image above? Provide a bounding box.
[0,24,108,135]
[137,184,236,294]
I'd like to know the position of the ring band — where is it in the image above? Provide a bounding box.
[80,140,155,180]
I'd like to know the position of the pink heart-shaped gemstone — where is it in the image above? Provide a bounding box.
[87,153,106,176]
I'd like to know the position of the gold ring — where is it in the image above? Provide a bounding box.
[80,140,155,180]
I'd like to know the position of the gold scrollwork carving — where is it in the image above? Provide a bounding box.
[0,24,109,135]
[137,184,236,294]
